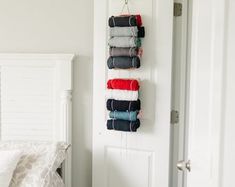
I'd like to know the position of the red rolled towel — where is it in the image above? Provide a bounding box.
[107,79,140,91]
[135,15,142,26]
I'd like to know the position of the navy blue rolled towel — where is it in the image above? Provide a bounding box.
[107,119,140,132]
[106,99,141,111]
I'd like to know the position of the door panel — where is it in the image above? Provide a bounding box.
[106,147,154,187]
[93,0,174,187]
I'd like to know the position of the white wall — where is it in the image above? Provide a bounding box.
[0,1,93,187]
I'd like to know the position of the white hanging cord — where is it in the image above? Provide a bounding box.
[120,132,123,157]
[125,132,128,158]
[120,0,130,15]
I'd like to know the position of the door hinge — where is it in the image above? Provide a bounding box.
[174,3,182,17]
[171,110,179,124]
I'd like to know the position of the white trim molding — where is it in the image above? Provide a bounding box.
[61,90,72,187]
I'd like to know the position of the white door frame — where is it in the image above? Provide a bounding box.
[170,0,189,186]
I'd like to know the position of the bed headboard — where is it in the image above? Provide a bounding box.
[0,54,74,187]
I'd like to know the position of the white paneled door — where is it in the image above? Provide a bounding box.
[94,0,234,186]
[93,0,174,187]
[183,0,227,187]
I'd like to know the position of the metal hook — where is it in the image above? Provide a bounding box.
[121,0,130,14]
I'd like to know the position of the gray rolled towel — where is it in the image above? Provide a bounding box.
[107,56,140,69]
[110,26,138,37]
[109,47,138,57]
[110,26,145,38]
[108,37,141,48]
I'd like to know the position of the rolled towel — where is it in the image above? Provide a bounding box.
[106,89,138,101]
[108,37,141,48]
[109,47,137,57]
[109,111,138,121]
[107,119,140,132]
[110,26,145,38]
[107,56,140,69]
[110,26,138,37]
[107,99,141,111]
[137,27,145,38]
[136,15,142,26]
[109,15,142,27]
[107,79,139,91]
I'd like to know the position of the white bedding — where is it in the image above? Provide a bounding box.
[0,150,22,187]
[43,171,65,187]
[0,141,68,187]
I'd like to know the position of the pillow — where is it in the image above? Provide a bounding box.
[43,171,65,187]
[0,150,22,187]
[0,141,69,187]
